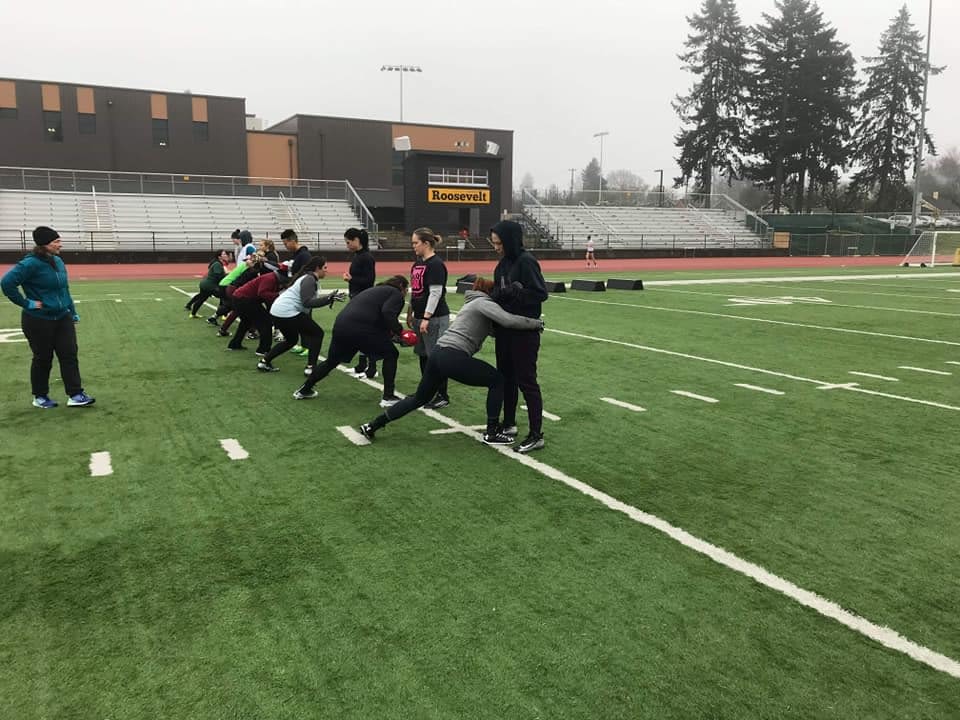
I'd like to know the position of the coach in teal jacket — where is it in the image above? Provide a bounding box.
[1,227,95,408]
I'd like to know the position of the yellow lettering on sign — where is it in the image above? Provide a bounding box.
[427,187,490,204]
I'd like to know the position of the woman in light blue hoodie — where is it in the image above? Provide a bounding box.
[1,227,95,408]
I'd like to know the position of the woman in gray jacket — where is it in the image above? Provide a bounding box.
[359,277,543,445]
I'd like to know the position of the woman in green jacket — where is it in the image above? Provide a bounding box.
[1,227,95,408]
[186,249,229,317]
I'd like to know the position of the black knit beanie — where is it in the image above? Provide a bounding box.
[33,226,60,246]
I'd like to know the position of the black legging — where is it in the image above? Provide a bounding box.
[228,298,273,353]
[263,314,325,367]
[302,326,398,396]
[383,347,503,425]
[495,328,543,435]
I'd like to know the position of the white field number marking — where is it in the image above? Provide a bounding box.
[337,426,370,446]
[898,366,952,376]
[521,405,561,421]
[219,439,249,460]
[601,397,647,412]
[734,384,784,396]
[0,328,27,343]
[671,390,719,403]
[89,452,113,477]
[849,372,899,382]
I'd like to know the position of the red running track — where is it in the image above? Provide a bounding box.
[1,255,906,281]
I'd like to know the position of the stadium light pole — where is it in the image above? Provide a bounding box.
[655,169,664,207]
[593,131,609,204]
[568,167,577,204]
[909,0,933,236]
[380,64,422,122]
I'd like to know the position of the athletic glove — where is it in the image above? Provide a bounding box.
[491,281,524,304]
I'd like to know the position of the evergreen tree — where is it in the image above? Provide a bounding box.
[673,0,748,199]
[581,158,604,197]
[850,5,935,211]
[745,0,857,212]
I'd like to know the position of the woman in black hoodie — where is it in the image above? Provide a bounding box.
[490,220,549,454]
[343,227,378,379]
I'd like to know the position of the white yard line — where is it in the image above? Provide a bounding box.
[734,383,784,396]
[730,282,960,302]
[89,452,113,477]
[644,272,960,286]
[898,366,953,376]
[552,295,960,347]
[303,334,960,678]
[431,426,485,434]
[521,405,561,421]
[391,393,960,679]
[337,426,371,446]
[169,285,219,312]
[947,361,960,366]
[219,439,249,460]
[848,372,899,382]
[671,390,719,403]
[546,327,960,413]
[600,397,647,412]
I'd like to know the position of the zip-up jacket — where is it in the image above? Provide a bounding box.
[333,284,404,336]
[491,221,548,318]
[1,252,76,320]
[233,272,283,307]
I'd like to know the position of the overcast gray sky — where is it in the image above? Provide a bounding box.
[4,0,957,191]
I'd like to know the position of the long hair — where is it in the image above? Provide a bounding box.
[380,274,409,292]
[290,255,326,283]
[344,227,370,250]
[413,227,442,248]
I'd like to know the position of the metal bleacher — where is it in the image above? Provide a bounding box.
[0,168,376,252]
[523,192,770,249]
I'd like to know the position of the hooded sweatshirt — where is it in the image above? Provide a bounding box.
[491,220,548,318]
[1,251,76,320]
[437,290,543,356]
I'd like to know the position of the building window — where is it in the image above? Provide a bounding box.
[152,118,169,147]
[43,111,63,142]
[391,149,405,186]
[78,113,96,135]
[193,121,209,142]
[0,108,16,119]
[427,167,489,187]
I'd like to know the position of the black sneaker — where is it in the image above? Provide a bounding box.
[500,424,518,438]
[217,328,230,337]
[514,432,545,454]
[257,361,279,372]
[359,423,376,441]
[424,395,450,410]
[365,367,379,380]
[206,316,220,326]
[379,394,400,408]
[293,386,318,400]
[482,430,514,445]
[246,331,258,340]
[352,362,367,377]
[226,345,245,351]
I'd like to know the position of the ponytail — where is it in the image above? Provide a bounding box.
[344,227,370,250]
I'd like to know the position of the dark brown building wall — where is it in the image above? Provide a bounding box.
[403,151,503,235]
[0,79,248,177]
[294,116,394,188]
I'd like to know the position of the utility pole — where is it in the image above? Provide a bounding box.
[568,168,576,204]
[593,131,609,204]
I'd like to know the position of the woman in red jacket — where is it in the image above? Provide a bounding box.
[227,269,288,355]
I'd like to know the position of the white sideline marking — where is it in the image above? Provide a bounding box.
[337,426,371,446]
[553,296,960,348]
[306,337,960,678]
[947,361,960,366]
[898,366,953,376]
[816,383,860,391]
[546,327,960,413]
[428,407,960,679]
[601,397,647,412]
[734,383,784,396]
[219,439,249,460]
[849,372,899,382]
[89,452,112,477]
[671,390,718,403]
[948,289,960,293]
[521,405,561,421]
[114,298,122,303]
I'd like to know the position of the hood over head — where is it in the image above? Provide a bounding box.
[490,220,524,259]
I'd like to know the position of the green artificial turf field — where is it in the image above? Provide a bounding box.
[1,267,958,718]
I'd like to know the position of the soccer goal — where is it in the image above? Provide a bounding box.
[900,232,960,267]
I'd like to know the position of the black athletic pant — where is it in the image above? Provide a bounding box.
[188,286,222,315]
[229,298,272,353]
[381,347,503,426]
[302,326,398,396]
[264,314,324,367]
[495,328,543,435]
[348,292,377,374]
[21,313,84,397]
